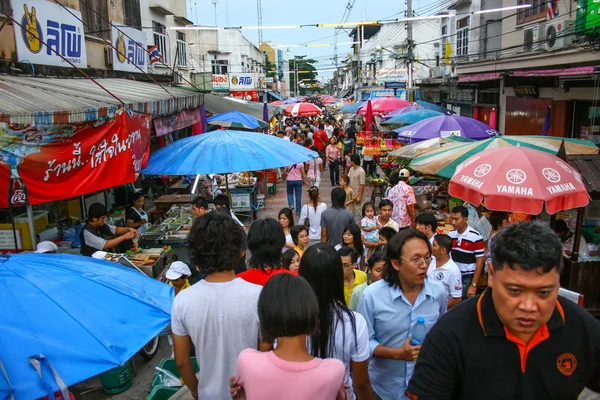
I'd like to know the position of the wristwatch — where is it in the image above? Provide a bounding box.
[471,282,477,287]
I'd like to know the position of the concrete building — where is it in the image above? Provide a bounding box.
[259,42,290,96]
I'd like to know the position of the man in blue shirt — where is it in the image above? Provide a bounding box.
[358,229,447,400]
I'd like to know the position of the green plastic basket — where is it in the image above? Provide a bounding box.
[150,357,199,390]
[146,386,179,400]
[100,362,131,394]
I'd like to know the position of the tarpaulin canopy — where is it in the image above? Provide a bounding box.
[0,110,152,208]
[203,94,282,120]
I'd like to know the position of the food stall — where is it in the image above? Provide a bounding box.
[93,248,173,280]
[221,173,259,222]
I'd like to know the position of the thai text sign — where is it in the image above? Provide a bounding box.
[0,110,151,207]
[112,26,147,73]
[212,74,230,91]
[13,0,87,68]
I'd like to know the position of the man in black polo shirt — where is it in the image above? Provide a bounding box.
[406,222,600,400]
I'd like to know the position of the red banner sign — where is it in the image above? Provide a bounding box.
[0,110,152,208]
[230,90,260,102]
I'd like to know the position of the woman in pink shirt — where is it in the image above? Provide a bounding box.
[231,274,346,400]
[326,136,341,186]
[284,163,308,215]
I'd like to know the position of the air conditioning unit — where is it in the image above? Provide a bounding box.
[104,46,113,66]
[523,22,544,52]
[545,19,575,50]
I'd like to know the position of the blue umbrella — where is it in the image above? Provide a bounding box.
[0,254,173,400]
[382,104,424,120]
[416,100,452,114]
[339,102,366,113]
[382,110,443,125]
[142,129,318,175]
[393,114,501,143]
[207,110,268,130]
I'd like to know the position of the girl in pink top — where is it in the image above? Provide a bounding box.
[326,137,341,186]
[231,274,346,400]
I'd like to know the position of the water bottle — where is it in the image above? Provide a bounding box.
[411,317,427,346]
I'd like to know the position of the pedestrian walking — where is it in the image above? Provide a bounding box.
[357,229,447,400]
[299,244,372,400]
[321,187,355,247]
[348,154,366,223]
[327,136,341,186]
[407,222,600,400]
[386,169,416,230]
[298,186,328,247]
[306,146,324,188]
[283,163,309,215]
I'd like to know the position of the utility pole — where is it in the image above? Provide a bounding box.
[294,60,299,96]
[406,0,414,102]
[257,0,263,44]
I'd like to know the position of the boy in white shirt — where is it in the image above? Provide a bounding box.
[427,234,462,309]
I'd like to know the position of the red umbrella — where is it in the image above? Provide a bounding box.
[364,100,374,132]
[489,107,497,130]
[358,97,411,116]
[283,102,322,117]
[449,147,589,215]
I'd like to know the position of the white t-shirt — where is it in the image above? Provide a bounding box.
[298,203,328,240]
[282,233,294,253]
[171,278,262,399]
[427,258,463,299]
[308,311,370,400]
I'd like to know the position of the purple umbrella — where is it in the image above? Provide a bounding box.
[393,114,500,144]
[382,105,424,120]
[263,102,269,133]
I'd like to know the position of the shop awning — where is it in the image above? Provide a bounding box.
[203,94,282,120]
[266,91,283,101]
[0,76,202,124]
[339,88,353,99]
[568,154,600,201]
[512,66,595,78]
[457,72,502,83]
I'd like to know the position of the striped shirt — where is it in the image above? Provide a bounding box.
[448,226,485,274]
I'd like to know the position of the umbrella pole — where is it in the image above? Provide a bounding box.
[225,173,230,196]
[10,205,19,252]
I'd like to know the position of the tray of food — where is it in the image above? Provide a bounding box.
[128,253,161,267]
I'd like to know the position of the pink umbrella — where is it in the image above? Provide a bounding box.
[489,108,497,130]
[364,100,374,132]
[283,102,322,117]
[449,147,589,214]
[358,97,411,116]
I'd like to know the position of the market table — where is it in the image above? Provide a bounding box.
[154,194,192,212]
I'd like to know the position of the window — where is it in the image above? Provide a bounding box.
[517,0,545,24]
[456,17,469,57]
[211,60,228,74]
[176,31,187,67]
[80,0,110,40]
[441,25,447,35]
[124,0,141,29]
[153,21,168,65]
[0,0,10,18]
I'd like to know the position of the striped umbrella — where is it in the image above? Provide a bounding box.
[389,136,474,159]
[410,136,599,178]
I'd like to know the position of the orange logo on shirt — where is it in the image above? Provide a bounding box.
[557,353,577,376]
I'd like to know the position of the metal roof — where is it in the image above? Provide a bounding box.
[568,154,600,200]
[0,75,202,124]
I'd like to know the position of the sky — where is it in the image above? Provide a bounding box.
[186,0,438,80]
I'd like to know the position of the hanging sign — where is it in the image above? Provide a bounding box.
[0,110,152,208]
[12,0,87,68]
[229,74,255,90]
[112,25,147,73]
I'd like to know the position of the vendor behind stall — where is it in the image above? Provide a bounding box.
[80,203,138,256]
[126,193,150,235]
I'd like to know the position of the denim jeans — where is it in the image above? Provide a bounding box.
[287,180,303,211]
[329,160,339,185]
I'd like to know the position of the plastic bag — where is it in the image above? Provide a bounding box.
[154,367,182,387]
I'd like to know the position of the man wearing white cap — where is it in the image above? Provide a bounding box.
[166,261,192,295]
[386,169,416,230]
[35,241,58,254]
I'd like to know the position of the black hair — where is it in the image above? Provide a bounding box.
[337,245,360,263]
[278,130,285,136]
[282,249,299,270]
[362,202,375,217]
[192,196,209,210]
[433,234,453,254]
[383,229,431,288]
[378,227,397,242]
[319,124,325,129]
[350,120,356,125]
[304,139,312,147]
[310,145,319,152]
[299,244,358,360]
[489,211,509,231]
[452,205,469,218]
[340,175,350,186]
[350,154,361,165]
[188,211,244,274]
[553,219,569,234]
[331,187,347,209]
[491,222,563,274]
[333,127,340,136]
[389,171,400,186]
[307,186,320,209]
[278,208,295,228]
[131,192,144,204]
[368,244,389,267]
[214,194,231,210]
[87,203,108,221]
[379,199,393,210]
[291,225,308,246]
[416,212,438,232]
[248,218,286,271]
[258,274,319,342]
[343,223,363,256]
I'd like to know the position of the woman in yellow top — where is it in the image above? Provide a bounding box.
[338,246,367,306]
[166,261,192,295]
[291,225,309,258]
